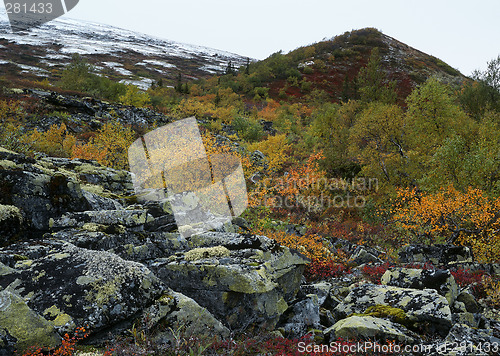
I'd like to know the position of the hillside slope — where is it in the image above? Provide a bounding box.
[0,8,249,89]
[250,28,465,102]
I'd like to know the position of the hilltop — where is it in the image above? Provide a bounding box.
[241,28,465,103]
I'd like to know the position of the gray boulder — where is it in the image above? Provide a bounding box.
[49,209,153,230]
[398,244,473,265]
[324,315,419,344]
[381,267,459,305]
[0,154,90,230]
[334,283,452,335]
[278,294,321,338]
[0,240,165,338]
[141,289,230,344]
[151,232,309,332]
[0,205,23,246]
[0,290,61,352]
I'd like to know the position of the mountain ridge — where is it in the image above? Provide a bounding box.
[0,8,250,88]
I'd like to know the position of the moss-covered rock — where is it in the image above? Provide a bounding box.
[152,232,308,332]
[334,284,452,336]
[324,315,418,344]
[0,290,61,352]
[381,267,459,305]
[0,205,23,245]
[358,305,410,327]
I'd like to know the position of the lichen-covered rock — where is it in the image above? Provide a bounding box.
[50,230,189,263]
[151,232,309,332]
[457,291,482,313]
[381,267,459,305]
[324,316,418,344]
[49,210,153,230]
[0,205,23,246]
[277,294,321,338]
[351,247,383,265]
[398,244,473,265]
[333,284,452,335]
[0,290,61,352]
[451,312,481,328]
[82,190,123,211]
[0,240,165,338]
[298,282,332,306]
[39,157,134,197]
[141,289,230,344]
[0,154,91,230]
[435,323,500,355]
[184,246,231,261]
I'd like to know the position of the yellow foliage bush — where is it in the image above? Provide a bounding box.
[482,275,500,308]
[247,134,290,172]
[28,123,76,157]
[72,121,135,169]
[392,185,500,262]
[259,229,332,262]
[119,85,150,107]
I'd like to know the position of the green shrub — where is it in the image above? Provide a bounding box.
[232,116,264,142]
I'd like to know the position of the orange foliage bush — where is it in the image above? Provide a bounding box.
[20,327,89,356]
[258,228,332,262]
[392,185,500,262]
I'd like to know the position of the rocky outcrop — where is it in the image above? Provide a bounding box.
[0,150,135,234]
[0,240,165,336]
[151,232,309,332]
[2,146,500,353]
[0,152,91,231]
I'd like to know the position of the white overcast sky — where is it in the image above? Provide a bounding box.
[11,1,500,75]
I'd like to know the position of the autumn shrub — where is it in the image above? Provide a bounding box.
[0,122,34,155]
[392,185,500,263]
[361,262,394,284]
[119,85,150,107]
[258,229,331,263]
[71,120,135,169]
[250,151,327,214]
[27,123,76,158]
[451,268,487,300]
[304,258,349,282]
[482,275,500,308]
[18,327,91,356]
[247,133,290,172]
